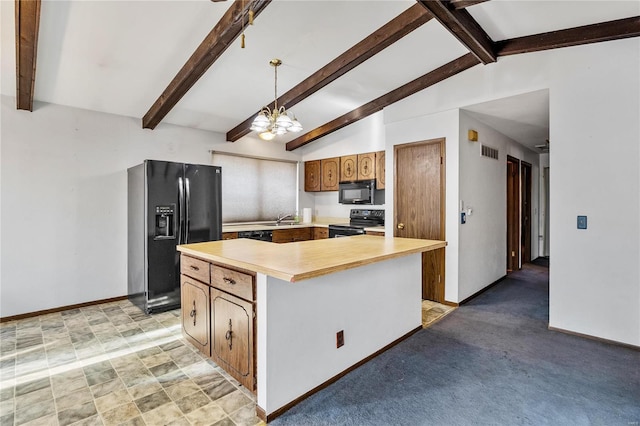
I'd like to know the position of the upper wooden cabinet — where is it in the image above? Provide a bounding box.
[321,157,339,191]
[304,160,321,192]
[307,151,384,190]
[357,153,375,181]
[340,155,358,182]
[375,150,385,189]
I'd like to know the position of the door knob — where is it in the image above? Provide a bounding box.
[397,223,405,230]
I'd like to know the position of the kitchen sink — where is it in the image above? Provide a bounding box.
[261,221,298,226]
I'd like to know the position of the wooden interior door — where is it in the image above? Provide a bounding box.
[506,156,520,272]
[394,139,445,302]
[521,162,532,264]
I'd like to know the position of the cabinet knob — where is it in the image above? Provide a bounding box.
[223,277,236,285]
[397,223,405,230]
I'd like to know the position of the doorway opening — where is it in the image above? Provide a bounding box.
[506,156,533,273]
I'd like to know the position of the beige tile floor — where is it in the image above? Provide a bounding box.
[0,300,261,426]
[422,300,456,328]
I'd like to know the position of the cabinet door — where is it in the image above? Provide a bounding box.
[313,227,329,239]
[210,288,254,391]
[304,160,321,192]
[357,153,376,181]
[320,157,339,191]
[272,227,312,243]
[375,151,385,189]
[340,155,358,182]
[181,276,210,357]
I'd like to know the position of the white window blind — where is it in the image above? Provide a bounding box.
[212,152,298,223]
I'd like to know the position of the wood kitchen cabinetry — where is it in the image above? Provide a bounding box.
[357,153,376,181]
[304,160,321,192]
[340,155,358,182]
[306,150,386,190]
[180,254,256,392]
[375,150,385,189]
[181,275,211,357]
[272,227,312,243]
[222,232,238,240]
[320,157,340,191]
[313,227,329,239]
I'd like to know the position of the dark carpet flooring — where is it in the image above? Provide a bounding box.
[272,262,640,425]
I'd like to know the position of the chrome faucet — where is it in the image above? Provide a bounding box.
[276,213,293,225]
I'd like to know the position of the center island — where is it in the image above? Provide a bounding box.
[177,235,446,422]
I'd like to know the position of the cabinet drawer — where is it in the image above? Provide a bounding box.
[181,255,210,283]
[211,265,254,301]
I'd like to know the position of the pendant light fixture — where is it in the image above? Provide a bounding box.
[250,59,302,141]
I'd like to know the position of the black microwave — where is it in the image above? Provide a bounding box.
[338,180,383,205]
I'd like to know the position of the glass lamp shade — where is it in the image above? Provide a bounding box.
[289,119,302,132]
[275,113,293,129]
[258,130,276,141]
[251,112,270,131]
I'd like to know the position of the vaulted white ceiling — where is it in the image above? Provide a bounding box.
[2,1,638,152]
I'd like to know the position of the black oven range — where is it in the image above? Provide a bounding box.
[328,209,385,238]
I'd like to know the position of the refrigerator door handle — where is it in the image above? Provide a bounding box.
[185,177,191,244]
[178,177,185,245]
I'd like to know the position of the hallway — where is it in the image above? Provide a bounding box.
[272,262,640,425]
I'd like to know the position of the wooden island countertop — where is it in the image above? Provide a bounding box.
[177,235,446,282]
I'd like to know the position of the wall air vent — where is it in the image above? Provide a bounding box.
[481,144,499,160]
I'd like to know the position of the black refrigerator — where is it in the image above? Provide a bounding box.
[128,160,222,314]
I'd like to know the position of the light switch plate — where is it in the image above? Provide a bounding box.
[577,215,587,229]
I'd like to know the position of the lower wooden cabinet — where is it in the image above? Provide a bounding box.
[366,230,385,236]
[222,232,238,240]
[181,276,211,357]
[313,227,329,239]
[210,288,255,391]
[180,254,256,393]
[272,227,312,243]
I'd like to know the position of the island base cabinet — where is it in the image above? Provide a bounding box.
[210,288,255,391]
[181,276,211,357]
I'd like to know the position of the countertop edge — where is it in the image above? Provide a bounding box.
[178,238,446,283]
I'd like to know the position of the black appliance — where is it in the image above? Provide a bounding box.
[338,179,384,205]
[329,209,385,238]
[128,160,222,314]
[238,230,273,242]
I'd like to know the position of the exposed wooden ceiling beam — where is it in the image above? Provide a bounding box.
[449,0,490,10]
[416,0,496,64]
[142,0,271,130]
[226,4,433,142]
[15,0,41,111]
[495,16,640,56]
[285,53,480,151]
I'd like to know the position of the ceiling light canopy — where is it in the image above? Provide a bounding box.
[250,59,302,141]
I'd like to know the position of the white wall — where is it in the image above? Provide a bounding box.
[0,97,300,317]
[458,110,540,301]
[386,109,460,303]
[299,112,386,219]
[383,39,640,346]
[257,254,421,414]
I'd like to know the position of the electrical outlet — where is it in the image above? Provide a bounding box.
[336,330,344,348]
